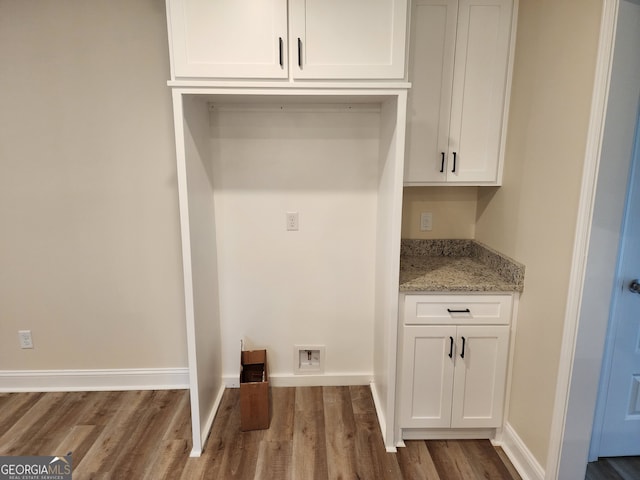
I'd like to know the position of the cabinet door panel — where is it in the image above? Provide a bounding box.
[290,0,407,79]
[451,325,509,427]
[447,0,513,182]
[400,326,456,428]
[168,0,288,78]
[404,0,457,183]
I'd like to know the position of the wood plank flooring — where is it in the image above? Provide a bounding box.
[586,457,640,480]
[0,386,521,479]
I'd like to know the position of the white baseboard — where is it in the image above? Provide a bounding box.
[223,373,372,388]
[402,428,495,440]
[497,422,545,480]
[0,368,190,392]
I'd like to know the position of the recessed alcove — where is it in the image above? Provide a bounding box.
[171,88,407,455]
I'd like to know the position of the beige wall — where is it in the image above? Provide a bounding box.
[0,0,187,369]
[402,186,477,239]
[475,0,602,465]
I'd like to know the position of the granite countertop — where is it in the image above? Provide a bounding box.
[399,239,525,293]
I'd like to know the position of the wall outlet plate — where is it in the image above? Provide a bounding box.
[420,212,433,231]
[18,330,33,349]
[286,212,299,231]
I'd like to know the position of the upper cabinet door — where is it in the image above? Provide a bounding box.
[404,0,458,183]
[447,0,513,183]
[289,0,408,79]
[167,0,288,79]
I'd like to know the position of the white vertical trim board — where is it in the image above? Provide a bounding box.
[0,368,190,392]
[370,380,397,453]
[192,383,225,457]
[546,0,620,478]
[493,293,520,447]
[171,90,204,457]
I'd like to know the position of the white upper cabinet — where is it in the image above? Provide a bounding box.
[404,0,514,185]
[166,0,407,80]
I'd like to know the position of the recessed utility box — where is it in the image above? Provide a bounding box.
[240,348,270,431]
[293,345,325,374]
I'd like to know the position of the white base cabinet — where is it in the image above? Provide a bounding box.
[400,324,509,428]
[398,294,513,433]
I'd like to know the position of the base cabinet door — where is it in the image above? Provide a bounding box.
[450,325,509,428]
[400,325,456,428]
[399,314,510,430]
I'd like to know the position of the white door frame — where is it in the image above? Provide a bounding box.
[546,0,640,478]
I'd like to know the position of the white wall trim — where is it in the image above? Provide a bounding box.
[370,381,396,453]
[499,423,545,480]
[190,383,225,457]
[404,428,495,440]
[0,368,190,392]
[223,373,373,388]
[545,0,620,478]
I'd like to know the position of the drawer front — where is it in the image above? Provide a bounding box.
[404,294,513,325]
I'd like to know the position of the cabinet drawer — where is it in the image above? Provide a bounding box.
[404,294,512,325]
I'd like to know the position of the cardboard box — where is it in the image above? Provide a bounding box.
[240,349,270,431]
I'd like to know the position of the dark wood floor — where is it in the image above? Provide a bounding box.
[0,386,521,479]
[586,456,640,480]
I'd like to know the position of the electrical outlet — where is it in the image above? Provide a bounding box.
[420,212,433,231]
[286,211,299,231]
[18,330,33,349]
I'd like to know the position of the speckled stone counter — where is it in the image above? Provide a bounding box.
[400,239,525,293]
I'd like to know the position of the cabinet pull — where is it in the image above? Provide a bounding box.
[278,37,283,67]
[440,152,445,173]
[452,152,457,173]
[297,38,302,68]
[460,336,466,359]
[448,336,454,358]
[447,308,470,314]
